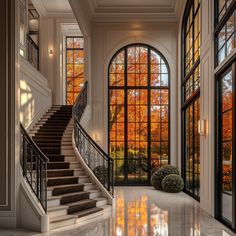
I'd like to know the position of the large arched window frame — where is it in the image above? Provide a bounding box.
[108,43,170,185]
[181,0,201,200]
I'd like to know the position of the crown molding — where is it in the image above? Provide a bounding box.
[91,13,178,23]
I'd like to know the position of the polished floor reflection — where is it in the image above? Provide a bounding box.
[0,187,235,236]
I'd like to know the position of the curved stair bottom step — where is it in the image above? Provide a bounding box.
[49,215,77,230]
[49,205,113,231]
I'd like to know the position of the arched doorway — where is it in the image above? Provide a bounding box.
[108,44,170,185]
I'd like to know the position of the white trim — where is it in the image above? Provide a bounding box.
[19,173,49,232]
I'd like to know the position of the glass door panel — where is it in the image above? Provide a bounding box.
[218,69,233,223]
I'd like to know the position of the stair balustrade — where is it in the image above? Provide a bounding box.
[20,123,48,212]
[73,82,114,196]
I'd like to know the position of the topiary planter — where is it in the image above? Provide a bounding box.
[162,174,184,193]
[151,165,179,190]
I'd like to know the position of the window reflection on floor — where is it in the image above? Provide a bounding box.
[115,190,168,236]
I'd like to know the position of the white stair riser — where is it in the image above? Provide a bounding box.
[61,146,73,150]
[47,190,52,197]
[48,209,67,218]
[78,178,90,184]
[76,211,102,224]
[50,219,76,230]
[89,192,102,199]
[74,170,85,176]
[70,163,81,169]
[64,156,77,162]
[48,199,60,207]
[61,141,72,144]
[61,150,74,155]
[96,199,107,207]
[84,185,97,191]
[61,138,72,142]
[62,135,72,139]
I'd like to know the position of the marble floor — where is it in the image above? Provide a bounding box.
[0,187,235,236]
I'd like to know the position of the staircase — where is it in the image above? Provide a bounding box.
[30,105,111,230]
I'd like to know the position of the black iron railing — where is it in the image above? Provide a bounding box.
[27,34,39,70]
[20,123,48,212]
[73,82,114,196]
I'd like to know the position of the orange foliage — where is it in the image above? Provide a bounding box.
[109,45,169,172]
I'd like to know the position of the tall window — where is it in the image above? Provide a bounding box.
[108,44,169,185]
[215,0,236,230]
[182,0,201,200]
[66,36,84,105]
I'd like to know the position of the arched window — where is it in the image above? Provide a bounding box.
[108,44,170,185]
[182,0,201,200]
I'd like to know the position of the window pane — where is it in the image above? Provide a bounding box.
[109,45,169,184]
[66,37,84,104]
[220,70,233,222]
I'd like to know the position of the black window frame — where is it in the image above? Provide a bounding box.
[215,0,236,232]
[108,43,170,186]
[181,0,201,201]
[66,36,84,105]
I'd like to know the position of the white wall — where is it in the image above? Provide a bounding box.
[199,0,215,216]
[39,17,81,105]
[19,56,52,129]
[88,22,178,165]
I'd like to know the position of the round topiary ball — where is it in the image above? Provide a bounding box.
[162,174,184,193]
[151,165,179,190]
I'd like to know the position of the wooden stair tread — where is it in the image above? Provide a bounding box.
[65,199,97,207]
[71,207,103,218]
[48,205,68,212]
[47,183,84,190]
[50,215,77,223]
[50,191,90,199]
[47,176,79,180]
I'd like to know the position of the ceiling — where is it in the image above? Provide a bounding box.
[32,0,185,23]
[32,0,73,17]
[86,0,183,22]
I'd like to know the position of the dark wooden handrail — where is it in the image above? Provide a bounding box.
[20,123,48,212]
[73,82,114,196]
[27,34,39,70]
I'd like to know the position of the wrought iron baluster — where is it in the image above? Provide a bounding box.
[20,123,48,212]
[73,82,114,196]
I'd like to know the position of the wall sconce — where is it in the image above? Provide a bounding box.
[93,132,100,143]
[198,119,207,136]
[49,48,53,56]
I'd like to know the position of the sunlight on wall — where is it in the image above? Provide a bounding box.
[20,80,35,127]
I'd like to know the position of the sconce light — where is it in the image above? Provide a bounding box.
[93,132,100,143]
[198,119,207,136]
[49,48,53,56]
